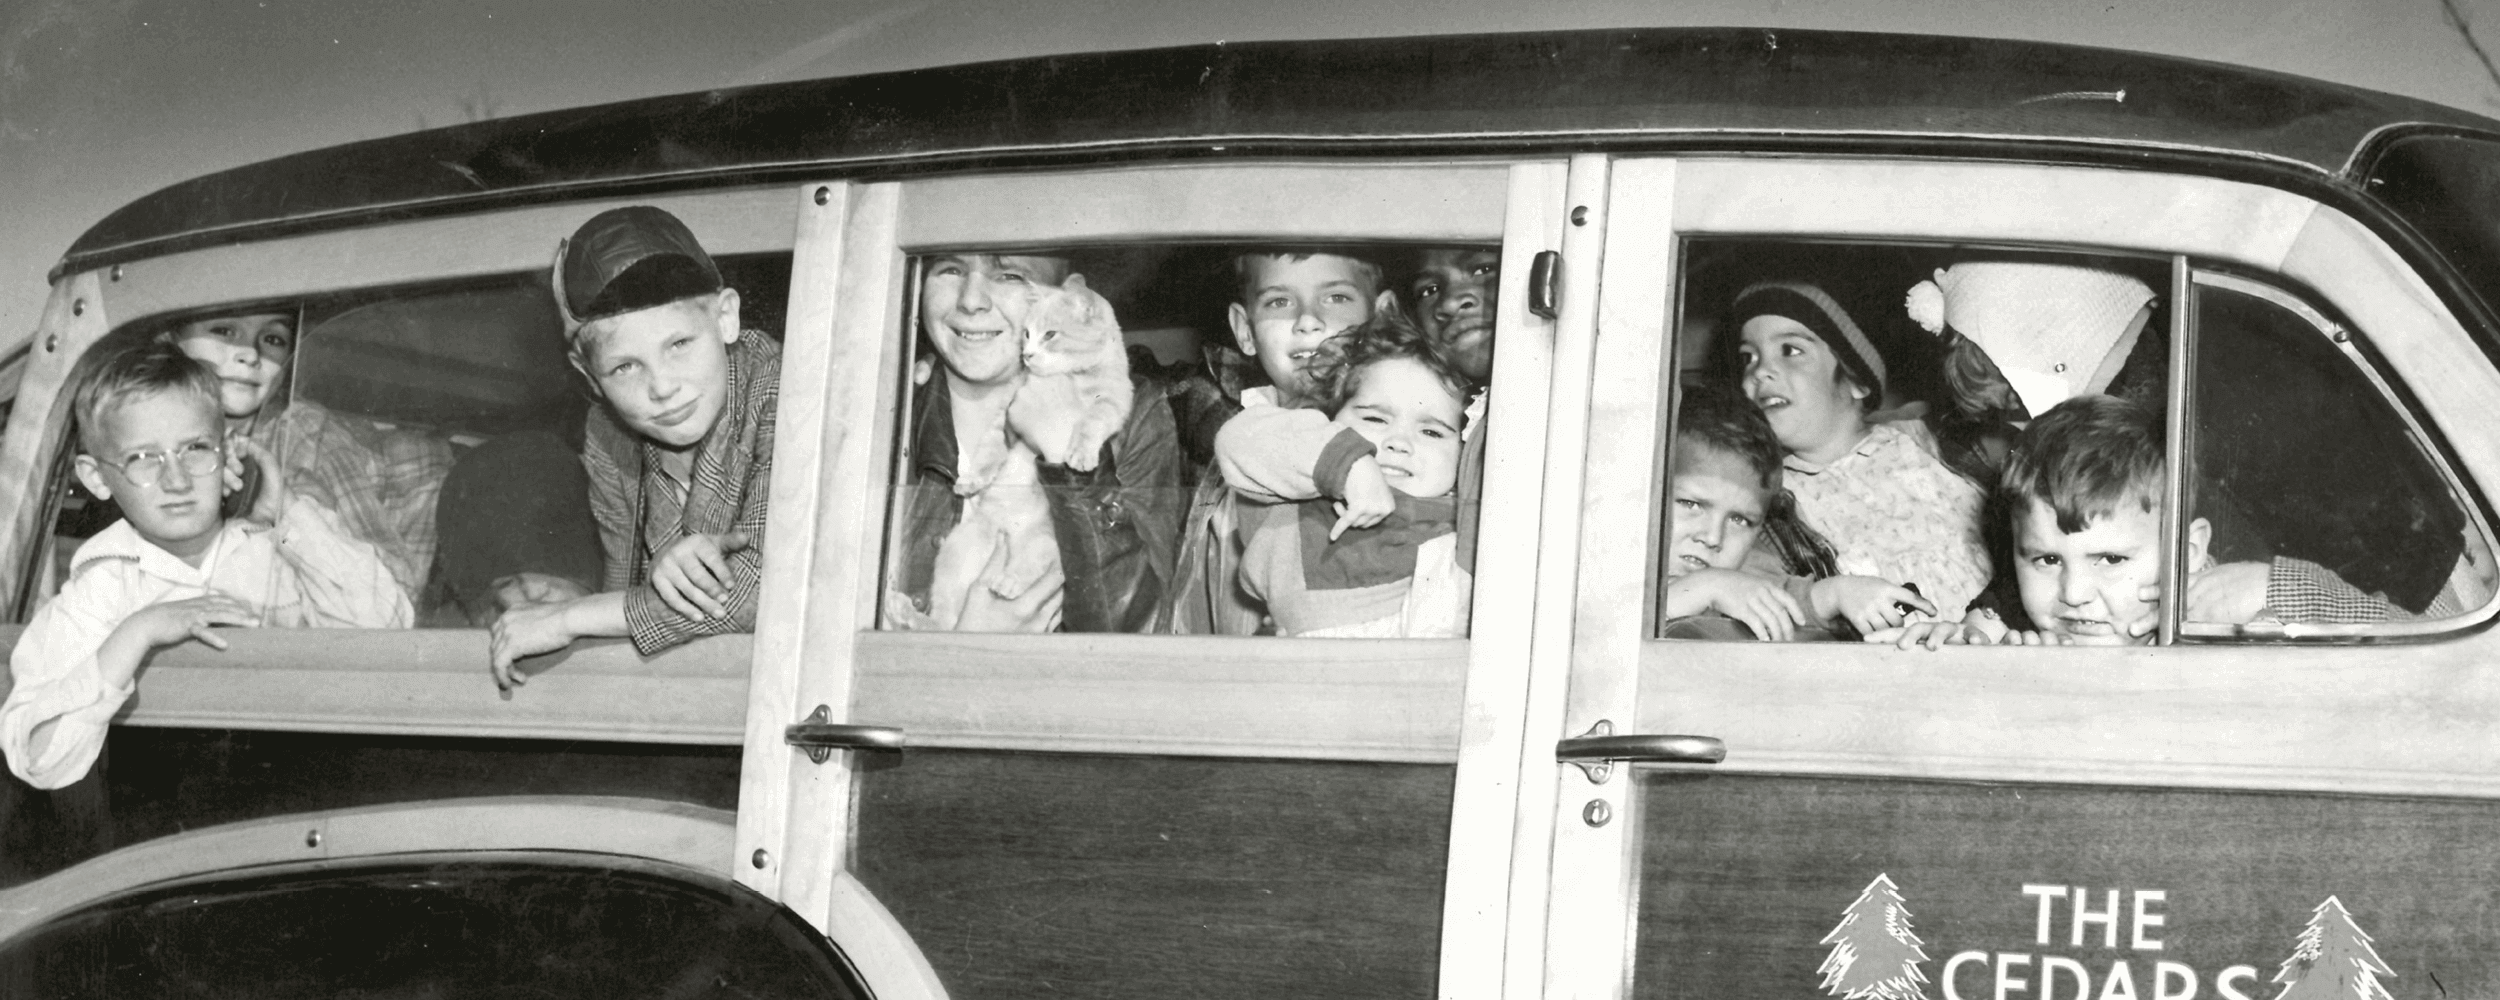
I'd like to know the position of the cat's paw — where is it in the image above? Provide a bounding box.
[953,472,994,496]
[1064,429,1109,472]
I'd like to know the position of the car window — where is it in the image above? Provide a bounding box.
[879,242,1495,637]
[0,857,865,998]
[1658,241,2172,644]
[1653,240,2495,645]
[25,254,793,630]
[2361,131,2500,326]
[2184,272,2496,637]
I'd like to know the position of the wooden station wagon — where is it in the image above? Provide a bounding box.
[0,25,2496,1000]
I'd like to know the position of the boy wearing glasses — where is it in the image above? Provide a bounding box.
[1,339,409,789]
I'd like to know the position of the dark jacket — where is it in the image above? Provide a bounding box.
[896,367,1183,633]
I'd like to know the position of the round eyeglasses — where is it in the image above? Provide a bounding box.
[96,440,224,488]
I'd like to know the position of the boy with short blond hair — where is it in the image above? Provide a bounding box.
[488,206,778,687]
[2,339,409,789]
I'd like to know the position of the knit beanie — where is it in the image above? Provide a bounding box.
[1905,263,2155,418]
[1730,282,1886,401]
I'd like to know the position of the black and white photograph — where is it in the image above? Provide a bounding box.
[1,1,2498,996]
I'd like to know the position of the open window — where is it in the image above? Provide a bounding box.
[876,242,1495,637]
[23,254,792,628]
[2181,270,2498,638]
[1650,239,2496,646]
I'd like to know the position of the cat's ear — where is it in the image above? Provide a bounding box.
[1227,302,1256,356]
[1063,273,1088,294]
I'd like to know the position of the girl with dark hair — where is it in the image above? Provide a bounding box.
[1726,281,1990,620]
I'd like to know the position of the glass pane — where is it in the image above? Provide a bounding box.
[1633,772,2500,999]
[2362,133,2500,323]
[0,857,862,998]
[2186,280,2492,633]
[1660,243,2169,644]
[879,244,1495,637]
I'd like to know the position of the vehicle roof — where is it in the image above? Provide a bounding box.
[60,26,2500,278]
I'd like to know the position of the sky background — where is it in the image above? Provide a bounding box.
[6,0,2500,349]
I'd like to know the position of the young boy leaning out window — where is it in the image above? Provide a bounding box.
[1234,317,1476,637]
[1,340,410,789]
[488,206,778,689]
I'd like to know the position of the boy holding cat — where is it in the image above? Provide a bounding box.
[488,206,779,689]
[890,254,1183,633]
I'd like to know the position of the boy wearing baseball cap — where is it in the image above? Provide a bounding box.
[489,206,779,689]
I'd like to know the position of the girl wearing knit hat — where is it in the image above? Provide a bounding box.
[1728,281,1992,622]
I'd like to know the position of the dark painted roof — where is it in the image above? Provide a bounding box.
[62,26,2500,276]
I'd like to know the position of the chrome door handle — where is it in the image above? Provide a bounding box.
[784,705,904,764]
[1555,720,1724,782]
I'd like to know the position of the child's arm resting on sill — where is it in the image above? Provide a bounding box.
[1661,569,1808,642]
[3,589,257,789]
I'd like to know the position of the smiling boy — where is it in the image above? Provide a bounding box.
[3,339,409,788]
[890,252,1181,633]
[488,206,778,687]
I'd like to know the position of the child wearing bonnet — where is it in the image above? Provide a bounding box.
[1904,261,2158,489]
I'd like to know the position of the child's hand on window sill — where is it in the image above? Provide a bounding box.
[1666,569,1804,642]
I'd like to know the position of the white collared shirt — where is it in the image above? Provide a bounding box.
[1,496,410,788]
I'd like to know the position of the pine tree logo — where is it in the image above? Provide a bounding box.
[1818,873,1933,1000]
[2270,896,2396,1000]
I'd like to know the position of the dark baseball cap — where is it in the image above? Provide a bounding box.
[555,206,723,326]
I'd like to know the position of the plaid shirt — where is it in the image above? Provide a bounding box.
[581,334,778,654]
[2263,555,2461,624]
[259,398,455,600]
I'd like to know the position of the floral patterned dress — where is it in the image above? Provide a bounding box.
[1783,421,1991,620]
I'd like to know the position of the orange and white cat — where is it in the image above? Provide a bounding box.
[923,434,1062,631]
[1009,273,1133,472]
[912,273,1129,631]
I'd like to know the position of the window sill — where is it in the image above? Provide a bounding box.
[0,626,751,745]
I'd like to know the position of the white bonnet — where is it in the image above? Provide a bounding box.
[1904,262,2155,417]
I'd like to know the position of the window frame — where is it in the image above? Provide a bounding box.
[728,157,1586,997]
[2174,267,2500,641]
[0,186,802,746]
